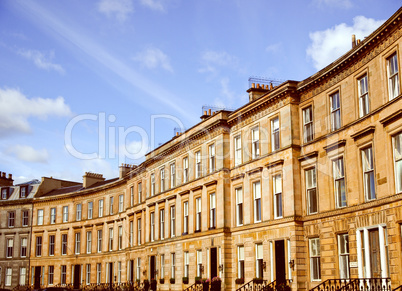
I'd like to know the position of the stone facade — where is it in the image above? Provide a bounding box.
[3,7,402,291]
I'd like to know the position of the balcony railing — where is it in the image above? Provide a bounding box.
[310,278,391,291]
[236,278,269,291]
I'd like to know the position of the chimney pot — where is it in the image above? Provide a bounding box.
[352,34,356,48]
[208,109,211,115]
[204,111,207,115]
[8,174,12,179]
[251,83,255,88]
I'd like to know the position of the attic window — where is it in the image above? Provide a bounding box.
[20,186,27,198]
[1,187,9,200]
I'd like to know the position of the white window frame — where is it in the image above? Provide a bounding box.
[303,106,314,143]
[98,200,103,218]
[62,234,68,255]
[271,117,280,151]
[50,207,56,224]
[338,234,350,279]
[138,182,142,202]
[20,237,27,258]
[255,243,263,278]
[171,253,176,279]
[48,266,54,285]
[362,146,376,201]
[87,231,92,254]
[234,135,242,166]
[119,194,124,212]
[330,91,341,131]
[117,225,123,250]
[252,127,260,159]
[150,212,155,242]
[273,174,283,219]
[76,203,82,221]
[160,254,165,279]
[109,196,114,215]
[333,157,347,208]
[5,267,12,286]
[7,238,13,258]
[137,218,141,245]
[97,263,101,284]
[160,209,165,240]
[88,201,93,219]
[183,157,189,183]
[196,197,201,231]
[195,151,201,178]
[22,210,29,226]
[306,167,318,214]
[253,181,261,223]
[160,168,165,192]
[49,234,55,256]
[309,238,321,281]
[129,220,134,247]
[209,193,216,229]
[108,228,113,251]
[86,264,91,285]
[35,236,42,257]
[151,173,155,196]
[75,232,81,254]
[170,163,176,188]
[387,52,400,100]
[393,133,402,194]
[238,246,244,279]
[170,205,176,237]
[63,206,69,222]
[209,144,216,173]
[97,230,102,253]
[197,250,202,277]
[184,251,189,277]
[236,188,243,226]
[37,209,44,225]
[183,201,189,234]
[358,74,369,117]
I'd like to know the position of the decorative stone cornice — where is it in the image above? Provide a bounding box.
[350,126,375,141]
[323,140,346,152]
[380,109,402,126]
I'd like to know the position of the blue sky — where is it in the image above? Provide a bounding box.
[0,0,400,184]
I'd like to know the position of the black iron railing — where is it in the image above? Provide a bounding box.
[310,278,392,291]
[263,280,292,291]
[236,278,269,291]
[183,282,203,291]
[393,285,402,291]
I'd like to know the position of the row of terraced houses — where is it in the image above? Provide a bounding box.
[1,7,402,291]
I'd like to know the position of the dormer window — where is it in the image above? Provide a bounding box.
[1,187,9,199]
[20,186,27,198]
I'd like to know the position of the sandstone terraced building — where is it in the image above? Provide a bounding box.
[2,6,402,291]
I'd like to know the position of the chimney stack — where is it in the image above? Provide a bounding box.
[83,172,105,188]
[0,171,14,186]
[247,83,270,102]
[119,164,136,179]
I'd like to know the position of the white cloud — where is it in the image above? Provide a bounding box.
[0,87,72,136]
[7,145,49,163]
[97,0,134,22]
[307,16,384,70]
[265,42,282,54]
[18,49,65,74]
[139,0,165,12]
[312,0,353,9]
[199,50,239,74]
[132,47,173,72]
